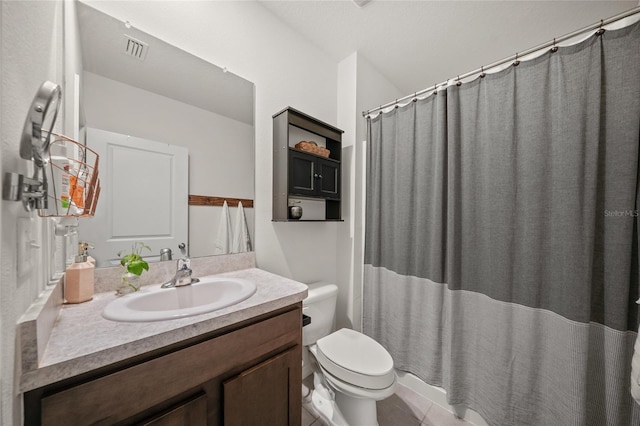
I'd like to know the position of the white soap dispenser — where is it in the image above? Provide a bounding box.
[65,244,95,303]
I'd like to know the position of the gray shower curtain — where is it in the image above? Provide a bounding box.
[364,22,640,425]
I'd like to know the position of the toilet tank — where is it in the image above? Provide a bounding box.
[302,282,338,346]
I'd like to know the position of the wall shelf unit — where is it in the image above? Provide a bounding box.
[273,107,344,222]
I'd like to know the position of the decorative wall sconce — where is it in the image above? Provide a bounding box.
[3,81,100,217]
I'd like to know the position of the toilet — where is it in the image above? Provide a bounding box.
[303,282,397,426]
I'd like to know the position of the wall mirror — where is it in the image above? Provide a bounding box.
[73,2,255,267]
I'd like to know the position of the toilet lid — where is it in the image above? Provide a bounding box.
[315,328,395,390]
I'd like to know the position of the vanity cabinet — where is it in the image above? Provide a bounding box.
[24,305,303,426]
[273,107,343,221]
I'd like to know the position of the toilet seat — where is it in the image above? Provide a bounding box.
[319,363,397,400]
[315,328,395,390]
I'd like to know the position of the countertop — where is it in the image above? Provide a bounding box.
[19,267,308,393]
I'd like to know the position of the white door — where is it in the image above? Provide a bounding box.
[80,127,188,267]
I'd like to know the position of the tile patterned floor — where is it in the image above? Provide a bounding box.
[302,376,474,426]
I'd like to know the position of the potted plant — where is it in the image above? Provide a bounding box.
[117,242,150,295]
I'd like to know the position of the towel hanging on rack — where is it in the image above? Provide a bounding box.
[232,201,252,253]
[214,200,232,255]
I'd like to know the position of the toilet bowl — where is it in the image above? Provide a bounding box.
[303,283,397,426]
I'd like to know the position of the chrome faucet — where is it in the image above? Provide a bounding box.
[161,243,199,288]
[172,264,194,287]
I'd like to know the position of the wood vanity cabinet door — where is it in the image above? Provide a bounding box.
[141,393,207,426]
[223,347,301,426]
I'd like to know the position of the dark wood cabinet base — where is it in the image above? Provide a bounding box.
[25,304,303,426]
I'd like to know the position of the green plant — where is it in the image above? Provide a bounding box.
[118,242,151,276]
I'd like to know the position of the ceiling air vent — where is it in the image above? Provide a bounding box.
[123,35,149,61]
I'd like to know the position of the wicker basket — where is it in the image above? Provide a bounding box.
[294,141,330,158]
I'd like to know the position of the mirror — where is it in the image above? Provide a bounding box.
[73,2,255,267]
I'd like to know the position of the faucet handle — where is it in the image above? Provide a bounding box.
[176,243,190,270]
[177,257,190,270]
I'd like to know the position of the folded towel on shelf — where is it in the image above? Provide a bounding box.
[232,201,252,253]
[214,201,232,255]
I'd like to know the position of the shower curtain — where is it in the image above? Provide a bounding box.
[364,21,640,425]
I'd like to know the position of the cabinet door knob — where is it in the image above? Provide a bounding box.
[318,175,323,179]
[314,173,319,178]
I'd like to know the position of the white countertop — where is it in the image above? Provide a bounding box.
[19,267,308,392]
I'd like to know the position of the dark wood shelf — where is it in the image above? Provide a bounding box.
[288,147,340,163]
[273,107,344,222]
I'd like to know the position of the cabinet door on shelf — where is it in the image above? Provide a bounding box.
[289,150,316,197]
[317,159,340,199]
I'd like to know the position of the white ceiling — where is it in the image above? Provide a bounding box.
[258,0,638,96]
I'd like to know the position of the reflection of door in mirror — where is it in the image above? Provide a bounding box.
[79,128,188,267]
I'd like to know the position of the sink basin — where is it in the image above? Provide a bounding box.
[102,276,257,322]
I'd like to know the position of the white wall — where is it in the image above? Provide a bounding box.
[82,0,340,286]
[80,71,255,258]
[1,4,4,421]
[1,1,64,424]
[335,53,358,330]
[1,4,4,423]
[335,52,404,331]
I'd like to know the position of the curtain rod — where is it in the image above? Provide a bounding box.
[362,5,640,117]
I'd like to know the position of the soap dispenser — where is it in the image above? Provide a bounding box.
[65,244,95,303]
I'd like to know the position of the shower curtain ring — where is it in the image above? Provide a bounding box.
[480,66,486,78]
[596,19,605,36]
[433,84,438,96]
[412,93,417,102]
[456,75,462,87]
[513,52,520,67]
[550,38,558,53]
[395,99,399,109]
